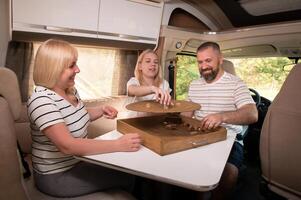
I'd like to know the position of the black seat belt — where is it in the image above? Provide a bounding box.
[17,142,31,178]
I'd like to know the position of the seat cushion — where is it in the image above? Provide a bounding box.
[24,177,136,200]
[23,155,136,200]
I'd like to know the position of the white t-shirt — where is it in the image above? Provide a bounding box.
[126,77,171,117]
[127,77,171,102]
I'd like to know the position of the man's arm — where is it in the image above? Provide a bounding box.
[181,111,194,118]
[200,104,258,130]
[222,104,258,125]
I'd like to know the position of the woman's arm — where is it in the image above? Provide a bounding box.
[43,123,141,156]
[128,85,155,97]
[86,106,103,121]
[128,85,172,105]
[86,105,118,121]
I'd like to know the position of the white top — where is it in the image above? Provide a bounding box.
[76,129,236,192]
[125,77,171,117]
[126,77,171,102]
[27,86,90,174]
[188,72,255,136]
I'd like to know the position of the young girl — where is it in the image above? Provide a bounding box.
[127,49,174,199]
[127,49,172,106]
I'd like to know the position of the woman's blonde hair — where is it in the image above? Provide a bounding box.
[33,39,78,91]
[134,49,162,87]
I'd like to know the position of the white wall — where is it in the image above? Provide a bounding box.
[0,0,10,67]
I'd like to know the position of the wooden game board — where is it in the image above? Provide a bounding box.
[126,100,201,113]
[117,114,227,156]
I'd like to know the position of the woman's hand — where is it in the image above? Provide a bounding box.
[102,105,118,119]
[117,133,142,152]
[150,86,172,106]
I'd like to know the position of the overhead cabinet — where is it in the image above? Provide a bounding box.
[12,0,163,44]
[12,0,99,38]
[98,0,163,43]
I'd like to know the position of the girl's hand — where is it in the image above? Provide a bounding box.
[117,133,141,152]
[151,86,172,106]
[102,105,118,119]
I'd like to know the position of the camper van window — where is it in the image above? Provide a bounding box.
[175,54,294,101]
[29,43,138,100]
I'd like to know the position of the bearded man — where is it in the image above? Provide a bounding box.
[185,41,258,200]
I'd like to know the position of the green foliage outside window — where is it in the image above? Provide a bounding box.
[230,58,293,100]
[175,55,294,101]
[175,55,199,100]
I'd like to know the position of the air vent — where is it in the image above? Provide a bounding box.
[238,0,301,16]
[186,39,204,48]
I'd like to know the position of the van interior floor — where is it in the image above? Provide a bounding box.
[232,157,286,200]
[232,158,266,200]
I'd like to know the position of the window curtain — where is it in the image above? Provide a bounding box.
[113,50,138,96]
[5,41,33,102]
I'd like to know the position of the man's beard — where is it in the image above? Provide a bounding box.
[200,67,219,82]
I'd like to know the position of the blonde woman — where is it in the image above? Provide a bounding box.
[127,49,172,105]
[27,39,141,197]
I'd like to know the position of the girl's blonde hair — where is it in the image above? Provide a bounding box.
[33,39,78,92]
[134,49,162,87]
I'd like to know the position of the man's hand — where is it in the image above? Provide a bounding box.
[200,113,224,130]
[199,104,258,131]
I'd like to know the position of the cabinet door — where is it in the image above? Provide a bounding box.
[98,0,163,43]
[13,0,99,32]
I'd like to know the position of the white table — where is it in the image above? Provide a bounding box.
[76,130,236,192]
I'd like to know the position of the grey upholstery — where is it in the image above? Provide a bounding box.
[222,59,237,76]
[0,67,136,200]
[0,67,22,120]
[0,96,28,200]
[260,64,301,199]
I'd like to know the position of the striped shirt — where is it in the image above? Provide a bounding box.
[27,86,90,175]
[188,71,255,136]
